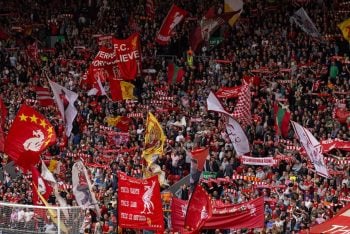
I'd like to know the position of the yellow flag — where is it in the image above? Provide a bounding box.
[48,159,58,173]
[142,112,166,165]
[34,184,69,234]
[338,18,350,41]
[224,0,243,26]
[120,81,135,100]
[106,116,121,126]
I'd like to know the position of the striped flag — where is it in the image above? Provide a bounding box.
[233,83,252,129]
[35,86,54,106]
[167,63,185,84]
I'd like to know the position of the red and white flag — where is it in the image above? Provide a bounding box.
[0,97,7,152]
[31,166,53,205]
[146,0,155,20]
[112,33,142,80]
[49,80,78,137]
[118,172,164,231]
[233,83,252,129]
[185,185,212,232]
[215,85,242,98]
[291,121,329,178]
[87,77,107,96]
[155,4,188,45]
[171,198,187,233]
[241,156,276,166]
[35,86,54,106]
[190,147,209,189]
[206,91,231,116]
[226,116,250,155]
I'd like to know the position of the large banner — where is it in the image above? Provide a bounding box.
[291,121,329,178]
[118,172,164,231]
[155,4,188,45]
[203,197,265,229]
[112,33,141,80]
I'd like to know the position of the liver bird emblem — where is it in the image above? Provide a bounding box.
[141,181,156,214]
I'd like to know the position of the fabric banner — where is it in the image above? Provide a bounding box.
[274,103,291,138]
[241,156,276,166]
[224,0,243,26]
[171,198,188,233]
[167,63,185,84]
[72,161,100,215]
[0,97,7,152]
[215,86,242,98]
[142,112,166,165]
[109,79,135,101]
[112,33,142,80]
[49,80,78,137]
[232,83,252,129]
[118,172,164,231]
[4,105,56,171]
[190,147,209,190]
[184,185,212,232]
[35,86,54,106]
[226,116,250,156]
[290,7,321,37]
[203,197,265,229]
[206,91,232,116]
[106,116,130,132]
[321,138,350,152]
[291,121,329,178]
[155,4,188,45]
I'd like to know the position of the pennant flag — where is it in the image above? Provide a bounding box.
[109,79,135,101]
[190,147,209,190]
[155,4,188,45]
[171,198,188,233]
[112,33,142,80]
[146,0,155,20]
[190,7,226,52]
[206,91,232,116]
[291,121,329,178]
[274,102,291,138]
[49,79,78,137]
[142,112,166,165]
[32,166,53,205]
[72,161,100,216]
[4,105,56,172]
[232,83,252,129]
[184,185,212,232]
[338,18,350,41]
[0,97,7,152]
[167,63,185,84]
[87,77,107,96]
[290,7,321,37]
[226,116,250,155]
[118,172,164,231]
[35,86,54,107]
[224,0,243,26]
[215,85,242,98]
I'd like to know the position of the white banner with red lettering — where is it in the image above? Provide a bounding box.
[118,172,164,231]
[155,4,188,45]
[241,156,276,166]
[112,33,141,80]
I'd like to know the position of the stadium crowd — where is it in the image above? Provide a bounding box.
[0,0,350,233]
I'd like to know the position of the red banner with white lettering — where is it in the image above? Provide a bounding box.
[155,4,188,45]
[112,33,141,80]
[215,86,242,98]
[117,172,164,231]
[203,197,265,229]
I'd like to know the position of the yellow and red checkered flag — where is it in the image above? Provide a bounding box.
[4,105,56,172]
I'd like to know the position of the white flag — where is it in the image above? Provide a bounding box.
[290,8,321,38]
[72,161,100,216]
[291,121,329,178]
[226,116,250,155]
[49,80,78,136]
[41,160,56,183]
[206,91,232,116]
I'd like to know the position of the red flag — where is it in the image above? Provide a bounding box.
[4,105,57,171]
[191,148,209,172]
[274,103,291,138]
[333,107,350,124]
[112,33,142,80]
[109,79,135,101]
[35,86,54,107]
[184,185,212,232]
[232,83,252,129]
[118,172,164,231]
[115,116,130,132]
[0,97,7,152]
[146,0,155,20]
[171,198,188,233]
[215,86,242,98]
[31,166,53,205]
[155,4,188,45]
[167,63,185,84]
